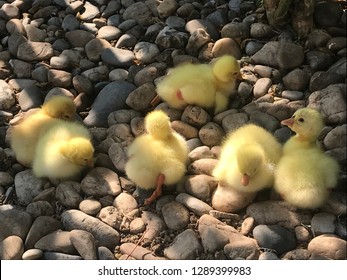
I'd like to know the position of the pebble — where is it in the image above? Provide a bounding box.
[79,198,102,216]
[0,205,33,242]
[175,193,212,217]
[81,167,122,197]
[61,209,120,250]
[69,229,98,260]
[308,234,346,260]
[246,201,312,228]
[164,229,203,260]
[183,174,217,202]
[22,248,43,260]
[311,212,336,236]
[35,230,77,255]
[25,216,62,249]
[0,0,346,263]
[0,235,24,260]
[83,81,136,127]
[253,224,297,256]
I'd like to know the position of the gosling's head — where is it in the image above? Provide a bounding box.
[281,108,324,142]
[236,145,264,186]
[42,95,76,120]
[145,110,172,139]
[211,55,241,83]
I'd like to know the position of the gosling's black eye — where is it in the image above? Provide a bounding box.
[298,118,305,123]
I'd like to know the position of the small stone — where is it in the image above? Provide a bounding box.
[181,106,211,128]
[22,248,43,260]
[129,218,146,234]
[175,193,213,217]
[164,229,203,260]
[171,120,199,139]
[79,198,102,216]
[198,122,225,147]
[0,235,24,260]
[17,42,53,62]
[253,224,297,256]
[311,212,336,236]
[294,225,312,242]
[253,78,272,98]
[308,234,346,259]
[241,217,255,235]
[70,229,97,260]
[113,192,138,215]
[183,174,217,202]
[35,230,77,255]
[162,201,190,231]
[98,246,115,260]
[56,181,82,208]
[187,158,219,176]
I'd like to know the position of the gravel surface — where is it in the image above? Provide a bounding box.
[0,0,346,260]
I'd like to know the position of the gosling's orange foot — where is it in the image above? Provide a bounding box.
[144,173,165,205]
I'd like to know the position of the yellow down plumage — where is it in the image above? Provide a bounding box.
[125,110,189,204]
[9,95,76,167]
[32,121,94,180]
[213,124,282,193]
[274,108,340,209]
[156,55,240,114]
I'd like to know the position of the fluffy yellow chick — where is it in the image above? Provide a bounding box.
[155,55,240,114]
[9,95,76,167]
[212,124,282,193]
[125,110,189,205]
[32,120,94,180]
[274,108,340,209]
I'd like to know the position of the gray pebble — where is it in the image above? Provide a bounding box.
[79,198,102,216]
[17,41,53,61]
[35,230,77,255]
[42,252,83,260]
[253,224,297,256]
[26,201,54,218]
[0,80,16,110]
[311,212,336,236]
[56,181,82,208]
[70,229,98,260]
[113,192,138,215]
[198,122,225,147]
[81,167,122,197]
[98,246,115,260]
[164,229,203,260]
[176,193,212,216]
[162,201,190,231]
[183,174,217,202]
[61,209,120,250]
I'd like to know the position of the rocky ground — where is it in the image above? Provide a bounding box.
[0,0,346,260]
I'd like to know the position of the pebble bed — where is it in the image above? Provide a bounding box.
[0,0,346,260]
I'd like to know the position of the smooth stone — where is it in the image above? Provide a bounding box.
[17,42,53,61]
[258,251,279,260]
[81,167,122,197]
[0,235,24,260]
[282,249,311,260]
[212,184,256,213]
[186,19,220,41]
[181,105,211,128]
[308,234,346,259]
[164,229,203,260]
[55,181,82,208]
[61,209,120,250]
[281,90,304,101]
[0,172,13,186]
[35,230,77,255]
[22,248,43,260]
[84,81,136,127]
[183,174,217,202]
[221,112,249,133]
[25,216,62,249]
[161,201,190,231]
[122,2,153,26]
[17,84,43,111]
[98,246,115,260]
[224,238,260,260]
[14,169,47,205]
[323,125,347,150]
[101,47,135,67]
[311,212,336,236]
[295,225,312,242]
[253,224,297,256]
[97,26,122,41]
[129,218,146,234]
[282,68,310,91]
[65,30,95,47]
[188,146,216,162]
[198,122,225,147]
[175,193,213,217]
[246,201,312,228]
[113,192,138,215]
[186,28,211,56]
[42,252,83,260]
[108,143,127,173]
[79,198,102,216]
[25,201,54,218]
[253,78,272,98]
[187,158,219,176]
[171,120,199,139]
[211,37,241,59]
[70,229,97,260]
[125,83,157,111]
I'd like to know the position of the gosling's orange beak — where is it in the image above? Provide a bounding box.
[241,174,250,186]
[281,117,294,128]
